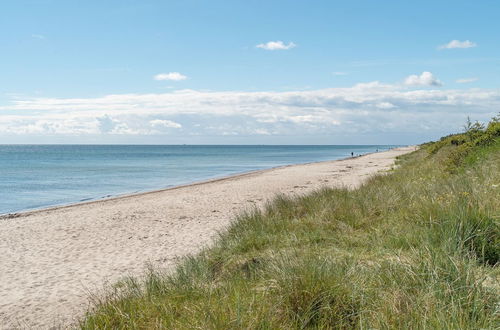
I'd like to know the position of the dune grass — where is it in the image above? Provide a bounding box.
[81,119,500,329]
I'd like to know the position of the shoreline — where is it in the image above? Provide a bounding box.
[0,148,398,219]
[0,146,415,328]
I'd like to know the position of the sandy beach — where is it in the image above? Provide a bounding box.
[0,147,414,329]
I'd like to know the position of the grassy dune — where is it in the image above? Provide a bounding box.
[82,118,499,329]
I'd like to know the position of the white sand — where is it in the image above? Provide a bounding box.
[0,147,414,329]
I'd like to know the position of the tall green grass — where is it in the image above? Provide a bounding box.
[81,119,500,329]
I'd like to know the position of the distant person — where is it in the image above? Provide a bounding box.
[351,152,354,157]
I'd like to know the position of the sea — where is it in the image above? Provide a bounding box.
[0,145,402,215]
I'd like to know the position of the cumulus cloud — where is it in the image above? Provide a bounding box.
[154,72,187,81]
[439,40,477,49]
[96,115,145,134]
[376,102,396,109]
[1,83,499,142]
[97,115,118,133]
[150,119,182,129]
[404,72,443,87]
[256,41,296,50]
[253,128,271,135]
[456,77,478,84]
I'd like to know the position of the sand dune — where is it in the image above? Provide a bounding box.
[0,147,414,328]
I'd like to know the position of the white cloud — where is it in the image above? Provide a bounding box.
[438,40,477,49]
[1,82,499,141]
[97,115,147,134]
[256,41,296,50]
[404,71,443,87]
[150,119,182,128]
[456,77,478,84]
[376,102,396,109]
[97,115,118,133]
[154,72,187,81]
[253,128,271,135]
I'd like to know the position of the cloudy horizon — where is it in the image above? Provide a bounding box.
[1,1,498,144]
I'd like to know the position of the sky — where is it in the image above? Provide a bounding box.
[1,0,499,144]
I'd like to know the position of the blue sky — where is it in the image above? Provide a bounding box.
[1,0,499,144]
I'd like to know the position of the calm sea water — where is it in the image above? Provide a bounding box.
[0,145,401,214]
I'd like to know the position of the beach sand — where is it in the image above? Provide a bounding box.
[0,147,414,328]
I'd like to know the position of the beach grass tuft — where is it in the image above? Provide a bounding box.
[81,116,500,329]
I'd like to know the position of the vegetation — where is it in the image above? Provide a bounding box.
[82,116,499,329]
